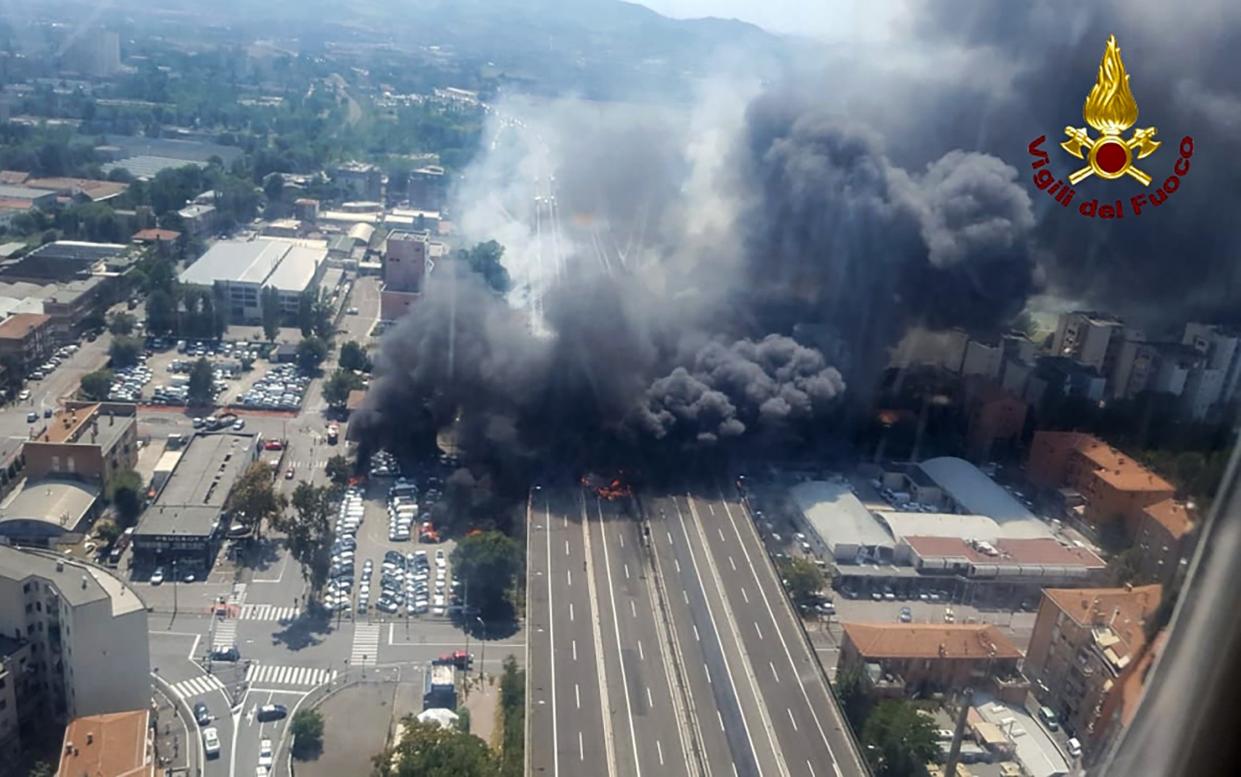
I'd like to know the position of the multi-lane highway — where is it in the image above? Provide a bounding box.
[528,483,866,777]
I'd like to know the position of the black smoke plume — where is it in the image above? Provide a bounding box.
[354,79,1039,481]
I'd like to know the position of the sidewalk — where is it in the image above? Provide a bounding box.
[153,682,196,777]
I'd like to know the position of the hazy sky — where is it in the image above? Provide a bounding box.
[635,0,900,41]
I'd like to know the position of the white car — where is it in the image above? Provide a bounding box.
[17,389,30,401]
[258,739,274,768]
[203,727,221,758]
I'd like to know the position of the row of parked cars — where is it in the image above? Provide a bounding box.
[28,343,79,381]
[374,548,453,616]
[370,449,399,477]
[108,362,153,402]
[323,486,365,611]
[238,364,309,410]
[388,479,418,541]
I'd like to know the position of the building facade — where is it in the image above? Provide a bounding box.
[1026,432,1175,529]
[0,547,150,729]
[0,313,52,375]
[333,162,382,200]
[1024,585,1161,748]
[22,402,138,495]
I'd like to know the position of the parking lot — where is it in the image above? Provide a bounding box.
[320,463,461,624]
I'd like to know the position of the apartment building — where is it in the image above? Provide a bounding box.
[1024,585,1162,748]
[1026,431,1175,529]
[838,622,1025,699]
[22,402,138,494]
[0,546,150,729]
[0,313,52,375]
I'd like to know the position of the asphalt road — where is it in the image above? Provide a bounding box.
[675,487,866,777]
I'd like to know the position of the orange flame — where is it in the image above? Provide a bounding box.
[1083,35,1139,135]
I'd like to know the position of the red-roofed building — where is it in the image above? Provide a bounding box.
[1025,584,1161,747]
[1027,431,1175,529]
[839,622,1026,698]
[131,228,181,257]
[58,709,155,777]
[0,313,52,373]
[1132,498,1195,585]
[1091,629,1166,759]
[902,535,1107,600]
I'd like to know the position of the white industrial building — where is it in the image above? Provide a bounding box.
[0,546,149,724]
[790,480,895,564]
[179,238,326,324]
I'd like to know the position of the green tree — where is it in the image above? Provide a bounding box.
[226,462,287,540]
[325,454,351,487]
[263,172,284,203]
[27,761,54,777]
[297,289,315,336]
[108,311,137,336]
[497,655,525,777]
[322,369,363,407]
[187,357,215,406]
[276,483,334,596]
[93,517,123,545]
[777,556,827,607]
[460,240,511,294]
[297,335,328,372]
[80,369,114,401]
[451,530,521,620]
[1109,546,1145,586]
[146,288,177,335]
[108,469,145,527]
[109,336,144,368]
[835,666,873,731]
[260,286,282,341]
[290,709,324,760]
[339,340,371,372]
[378,719,496,777]
[861,700,940,777]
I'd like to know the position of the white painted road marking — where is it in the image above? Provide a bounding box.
[168,674,225,700]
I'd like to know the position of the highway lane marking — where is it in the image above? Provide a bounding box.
[692,624,700,641]
[755,621,764,640]
[567,569,572,587]
[576,683,581,709]
[545,505,560,777]
[569,603,574,622]
[657,740,664,766]
[647,687,654,707]
[807,760,816,776]
[566,540,570,556]
[637,640,644,660]
[667,531,673,544]
[718,710,725,731]
[579,730,585,761]
[624,563,630,580]
[705,665,712,684]
[594,497,641,777]
[572,640,577,661]
[619,533,624,548]
[787,709,798,732]
[718,494,843,773]
[675,558,681,573]
[729,556,737,571]
[733,763,740,777]
[682,589,688,604]
[770,662,780,683]
[741,587,749,604]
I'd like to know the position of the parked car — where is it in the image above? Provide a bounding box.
[258,739,274,768]
[1067,737,1082,758]
[898,607,912,623]
[1039,706,1060,731]
[150,567,165,585]
[25,411,37,423]
[194,702,211,726]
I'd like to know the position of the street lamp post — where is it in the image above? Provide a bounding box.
[475,616,485,681]
[171,557,178,619]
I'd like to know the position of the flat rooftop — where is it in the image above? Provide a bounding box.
[138,432,254,539]
[791,480,894,553]
[59,709,153,777]
[904,536,1106,571]
[916,457,1049,537]
[878,511,1003,542]
[0,545,144,613]
[0,477,100,534]
[31,403,132,452]
[179,238,324,292]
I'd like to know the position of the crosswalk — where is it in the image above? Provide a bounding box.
[168,673,225,701]
[239,604,299,621]
[212,620,237,651]
[350,623,381,666]
[245,663,337,688]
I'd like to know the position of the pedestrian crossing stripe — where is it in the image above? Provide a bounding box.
[239,604,299,621]
[169,674,226,700]
[245,664,337,687]
[350,623,381,666]
[212,621,238,651]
